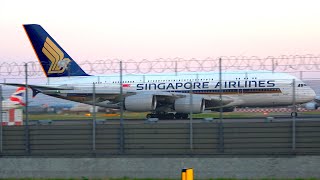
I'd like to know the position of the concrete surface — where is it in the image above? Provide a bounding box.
[0,156,319,178]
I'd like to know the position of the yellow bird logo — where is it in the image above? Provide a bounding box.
[42,37,71,74]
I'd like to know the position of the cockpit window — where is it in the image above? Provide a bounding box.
[298,83,308,87]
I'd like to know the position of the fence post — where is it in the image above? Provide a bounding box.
[272,58,275,73]
[292,79,296,152]
[175,61,178,76]
[189,81,193,152]
[92,82,96,154]
[0,85,2,154]
[24,63,30,155]
[218,58,224,153]
[119,61,124,154]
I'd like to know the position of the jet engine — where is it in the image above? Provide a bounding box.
[304,102,319,110]
[174,96,205,113]
[124,94,157,112]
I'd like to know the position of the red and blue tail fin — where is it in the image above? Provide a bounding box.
[23,24,89,77]
[9,87,26,106]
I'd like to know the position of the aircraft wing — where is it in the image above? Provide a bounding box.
[2,83,74,97]
[204,95,235,110]
[142,91,236,110]
[2,83,74,90]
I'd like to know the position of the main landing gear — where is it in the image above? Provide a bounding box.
[146,113,189,120]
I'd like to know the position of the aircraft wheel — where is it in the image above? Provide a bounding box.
[291,112,298,117]
[167,113,175,119]
[174,113,183,119]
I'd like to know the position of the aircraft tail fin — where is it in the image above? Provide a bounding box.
[23,24,90,77]
[9,87,26,106]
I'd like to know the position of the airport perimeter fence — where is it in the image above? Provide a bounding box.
[1,58,320,156]
[1,120,320,156]
[2,76,320,157]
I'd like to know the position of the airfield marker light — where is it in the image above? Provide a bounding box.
[181,168,194,180]
[181,168,186,180]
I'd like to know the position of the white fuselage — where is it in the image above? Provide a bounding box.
[43,71,316,110]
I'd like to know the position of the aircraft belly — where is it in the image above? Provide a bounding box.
[45,92,118,102]
[239,93,291,107]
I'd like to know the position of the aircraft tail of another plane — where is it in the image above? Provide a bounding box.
[23,24,90,78]
[8,87,26,106]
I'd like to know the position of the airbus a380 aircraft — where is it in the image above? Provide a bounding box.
[3,24,316,119]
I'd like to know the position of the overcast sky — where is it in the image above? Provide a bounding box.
[1,0,320,63]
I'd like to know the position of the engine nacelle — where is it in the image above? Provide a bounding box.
[304,102,319,110]
[124,94,157,112]
[174,96,205,114]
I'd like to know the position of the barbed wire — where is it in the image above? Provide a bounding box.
[1,54,320,76]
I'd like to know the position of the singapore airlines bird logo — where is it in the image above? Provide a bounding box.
[42,37,71,74]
